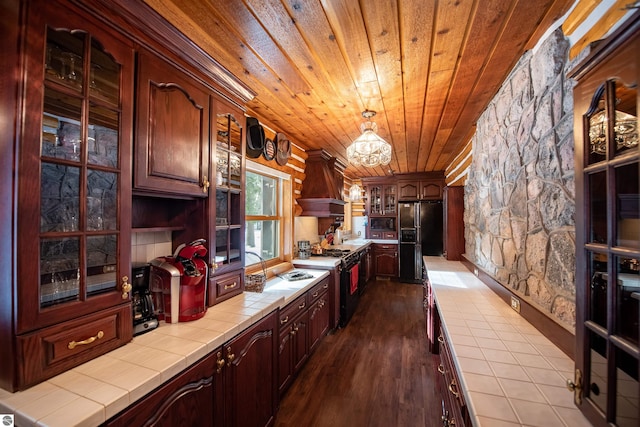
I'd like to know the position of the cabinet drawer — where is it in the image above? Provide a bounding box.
[209,271,243,306]
[279,294,307,327]
[308,278,329,306]
[17,305,132,389]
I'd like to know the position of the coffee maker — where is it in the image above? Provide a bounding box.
[131,262,159,336]
[149,239,209,323]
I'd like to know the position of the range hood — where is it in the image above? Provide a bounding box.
[298,149,346,217]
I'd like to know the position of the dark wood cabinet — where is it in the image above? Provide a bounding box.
[571,12,640,426]
[397,173,444,201]
[104,351,220,427]
[373,243,398,277]
[444,186,465,260]
[278,295,309,395]
[307,279,330,353]
[223,311,278,427]
[436,325,470,427]
[3,0,135,392]
[134,49,211,198]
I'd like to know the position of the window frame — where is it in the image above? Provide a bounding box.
[245,160,292,270]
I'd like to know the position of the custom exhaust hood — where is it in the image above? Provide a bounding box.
[298,149,346,217]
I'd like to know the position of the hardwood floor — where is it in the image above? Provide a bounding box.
[275,278,442,427]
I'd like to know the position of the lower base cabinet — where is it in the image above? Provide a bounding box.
[277,277,330,398]
[104,311,277,427]
[373,243,398,277]
[104,351,219,427]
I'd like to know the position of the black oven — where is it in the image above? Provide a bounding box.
[339,251,362,327]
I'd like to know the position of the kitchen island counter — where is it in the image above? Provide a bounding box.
[0,269,328,427]
[424,256,590,427]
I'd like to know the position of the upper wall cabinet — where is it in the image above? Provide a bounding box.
[134,49,211,198]
[7,0,135,391]
[397,173,444,201]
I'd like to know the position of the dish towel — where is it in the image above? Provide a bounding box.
[350,264,359,295]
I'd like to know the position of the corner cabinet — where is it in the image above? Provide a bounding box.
[571,13,640,427]
[134,49,211,197]
[5,0,134,391]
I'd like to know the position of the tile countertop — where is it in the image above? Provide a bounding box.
[292,238,378,267]
[423,256,592,427]
[0,268,329,427]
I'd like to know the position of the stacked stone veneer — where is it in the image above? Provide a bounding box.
[464,28,577,329]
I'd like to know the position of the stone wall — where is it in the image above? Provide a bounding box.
[464,28,577,329]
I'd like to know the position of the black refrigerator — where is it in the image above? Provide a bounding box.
[399,200,443,282]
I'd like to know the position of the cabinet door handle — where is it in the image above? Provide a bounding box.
[215,351,225,374]
[68,330,104,350]
[224,282,237,290]
[202,175,210,193]
[312,291,319,297]
[323,283,328,289]
[280,315,289,325]
[448,379,460,400]
[298,302,306,310]
[121,276,132,299]
[226,347,235,364]
[437,335,445,344]
[438,364,445,375]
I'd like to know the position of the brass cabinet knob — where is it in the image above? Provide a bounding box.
[202,175,210,193]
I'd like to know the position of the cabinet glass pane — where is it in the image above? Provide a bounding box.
[87,235,117,296]
[40,237,80,307]
[616,348,639,427]
[216,189,228,226]
[215,230,228,265]
[371,186,382,214]
[616,256,639,345]
[616,162,639,249]
[229,228,241,263]
[42,88,82,161]
[589,251,608,328]
[87,170,117,231]
[41,163,80,232]
[88,104,119,167]
[613,83,638,158]
[589,331,608,413]
[229,152,241,190]
[384,186,396,214]
[588,87,607,165]
[89,37,120,105]
[589,171,608,244]
[45,28,84,92]
[229,115,242,152]
[216,114,230,147]
[216,150,228,187]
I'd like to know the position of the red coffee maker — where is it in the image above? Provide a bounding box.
[149,239,208,323]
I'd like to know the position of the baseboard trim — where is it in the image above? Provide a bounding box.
[460,256,575,360]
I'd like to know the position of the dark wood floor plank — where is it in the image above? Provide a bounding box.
[275,279,442,427]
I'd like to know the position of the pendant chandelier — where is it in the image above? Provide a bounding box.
[346,110,392,167]
[349,183,363,202]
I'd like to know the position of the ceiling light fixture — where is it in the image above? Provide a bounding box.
[346,110,392,167]
[349,183,363,202]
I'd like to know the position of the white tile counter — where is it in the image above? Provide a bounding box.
[0,269,329,427]
[423,256,592,427]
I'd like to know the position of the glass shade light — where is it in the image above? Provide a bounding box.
[347,110,392,167]
[349,183,363,202]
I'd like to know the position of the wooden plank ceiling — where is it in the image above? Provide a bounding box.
[144,0,574,178]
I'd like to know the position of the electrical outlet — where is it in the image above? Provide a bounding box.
[511,296,521,313]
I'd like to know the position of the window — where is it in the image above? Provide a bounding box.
[245,162,291,267]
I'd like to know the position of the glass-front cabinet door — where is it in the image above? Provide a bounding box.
[18,6,133,333]
[211,99,244,273]
[573,19,639,427]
